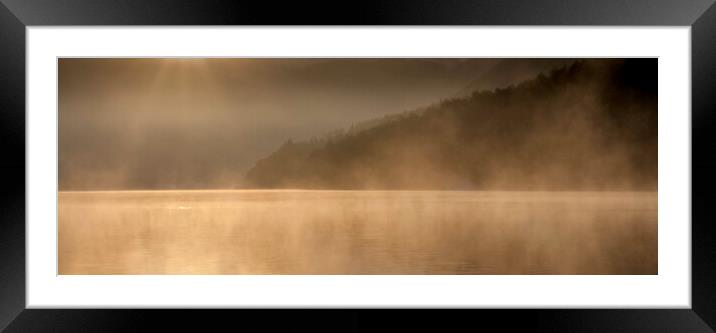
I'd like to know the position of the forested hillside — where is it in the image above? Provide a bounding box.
[245,59,657,190]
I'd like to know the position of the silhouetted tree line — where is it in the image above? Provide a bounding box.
[245,59,657,190]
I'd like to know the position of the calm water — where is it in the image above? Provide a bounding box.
[58,190,657,275]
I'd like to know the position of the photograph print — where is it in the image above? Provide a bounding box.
[58,58,657,275]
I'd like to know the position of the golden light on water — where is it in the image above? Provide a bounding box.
[58,58,658,275]
[58,190,657,275]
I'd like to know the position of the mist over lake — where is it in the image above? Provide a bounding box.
[59,190,656,274]
[58,58,658,275]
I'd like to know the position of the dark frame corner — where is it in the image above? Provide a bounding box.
[1,0,715,331]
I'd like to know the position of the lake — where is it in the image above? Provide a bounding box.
[58,190,657,274]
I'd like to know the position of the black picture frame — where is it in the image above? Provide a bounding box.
[1,0,715,331]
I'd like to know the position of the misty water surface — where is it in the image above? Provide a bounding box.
[58,190,657,275]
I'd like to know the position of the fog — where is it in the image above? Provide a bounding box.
[59,190,657,274]
[243,59,657,191]
[59,58,572,190]
[58,58,657,275]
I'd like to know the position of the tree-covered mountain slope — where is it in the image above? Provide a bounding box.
[244,59,657,191]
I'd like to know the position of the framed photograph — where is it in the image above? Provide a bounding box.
[1,0,714,331]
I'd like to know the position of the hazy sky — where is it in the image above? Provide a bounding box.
[59,58,572,190]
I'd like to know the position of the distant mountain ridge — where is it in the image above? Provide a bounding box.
[244,59,657,191]
[452,59,575,98]
[297,59,574,146]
